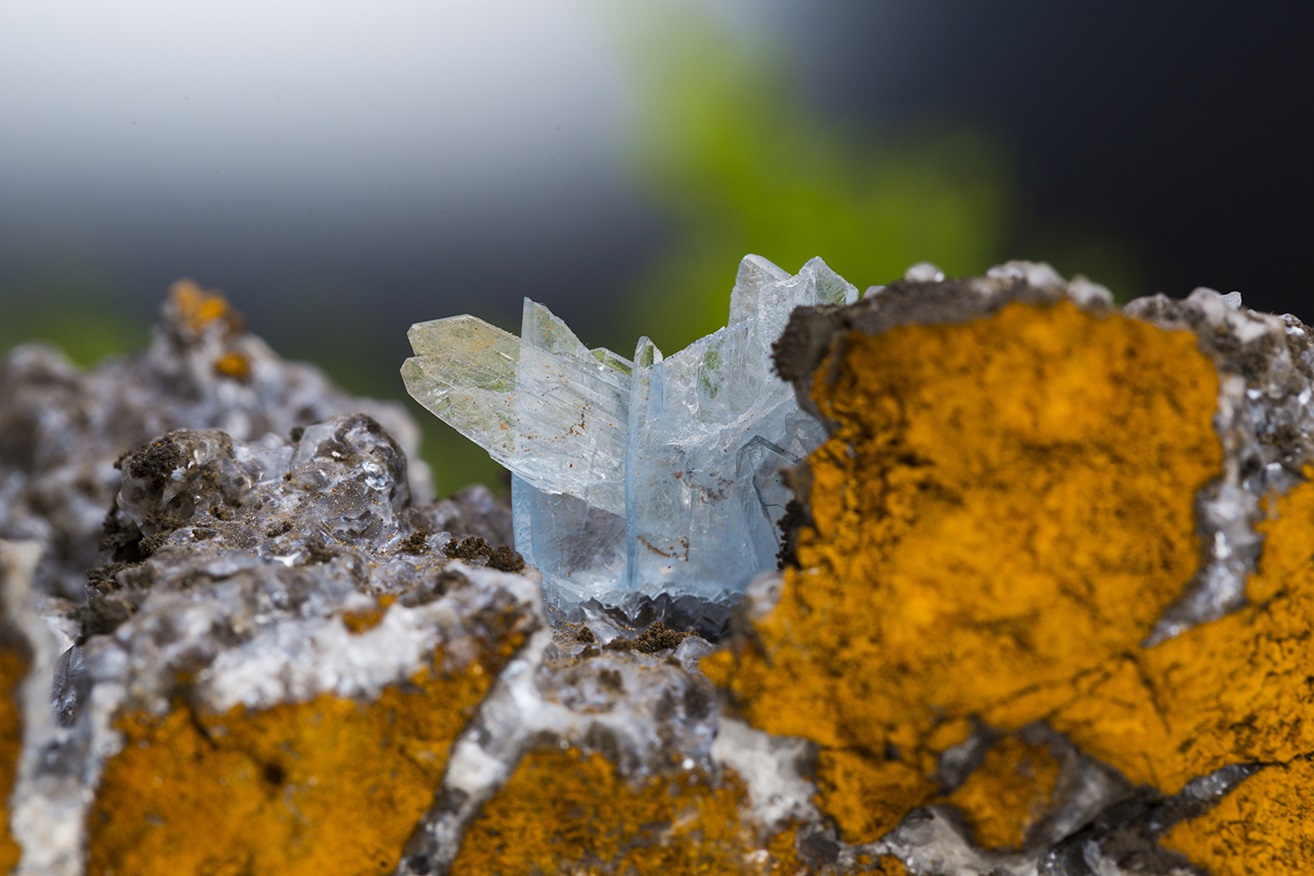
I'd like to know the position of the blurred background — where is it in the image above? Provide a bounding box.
[2,1,1311,492]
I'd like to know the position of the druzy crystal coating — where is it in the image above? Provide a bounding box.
[402,255,857,617]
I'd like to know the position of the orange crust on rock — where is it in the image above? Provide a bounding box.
[88,639,519,876]
[705,301,1224,842]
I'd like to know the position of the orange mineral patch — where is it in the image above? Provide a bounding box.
[212,350,252,381]
[1161,758,1314,875]
[87,643,516,876]
[1130,475,1314,790]
[1005,471,1314,807]
[0,643,29,870]
[168,279,243,337]
[341,594,398,635]
[814,748,937,841]
[704,300,1224,843]
[855,854,909,876]
[942,735,1061,849]
[452,746,794,875]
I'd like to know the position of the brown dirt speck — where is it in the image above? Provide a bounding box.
[604,621,691,655]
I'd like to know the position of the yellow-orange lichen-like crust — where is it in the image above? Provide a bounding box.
[941,735,1061,849]
[1162,758,1314,874]
[704,300,1224,843]
[211,350,252,381]
[1077,474,1314,792]
[168,279,243,338]
[341,594,398,635]
[87,643,516,876]
[451,746,799,875]
[854,854,909,876]
[1072,474,1314,873]
[0,643,28,870]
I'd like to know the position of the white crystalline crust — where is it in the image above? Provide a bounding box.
[710,716,819,829]
[1,540,85,876]
[1123,287,1314,640]
[187,564,540,713]
[397,620,750,873]
[403,254,858,616]
[75,416,540,716]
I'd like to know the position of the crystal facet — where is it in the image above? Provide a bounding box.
[402,255,858,622]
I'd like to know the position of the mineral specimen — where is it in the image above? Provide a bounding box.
[3,264,1313,874]
[402,255,857,629]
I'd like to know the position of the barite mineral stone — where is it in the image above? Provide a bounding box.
[3,264,1314,874]
[402,255,857,630]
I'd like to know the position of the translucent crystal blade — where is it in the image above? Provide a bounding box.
[727,254,792,327]
[402,316,520,455]
[521,298,591,359]
[402,315,630,513]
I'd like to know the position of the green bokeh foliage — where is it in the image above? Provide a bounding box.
[619,12,1013,354]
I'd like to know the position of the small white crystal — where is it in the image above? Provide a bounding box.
[987,259,1066,289]
[903,261,945,283]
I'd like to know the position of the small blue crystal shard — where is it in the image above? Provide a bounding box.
[402,255,857,622]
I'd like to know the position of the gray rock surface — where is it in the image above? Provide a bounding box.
[0,282,431,601]
[0,284,538,874]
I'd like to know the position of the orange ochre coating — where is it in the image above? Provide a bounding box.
[168,279,242,336]
[857,859,907,876]
[87,645,511,876]
[941,735,1061,849]
[1099,475,1314,874]
[341,594,398,635]
[1094,475,1314,789]
[0,645,28,870]
[703,300,1226,841]
[452,746,820,875]
[1162,758,1314,874]
[211,351,252,381]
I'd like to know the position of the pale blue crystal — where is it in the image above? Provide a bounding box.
[402,255,857,623]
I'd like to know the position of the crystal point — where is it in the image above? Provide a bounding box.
[403,255,856,623]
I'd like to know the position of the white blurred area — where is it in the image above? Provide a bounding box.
[1,1,634,220]
[0,1,789,355]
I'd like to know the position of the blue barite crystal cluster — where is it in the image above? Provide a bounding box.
[402,255,857,621]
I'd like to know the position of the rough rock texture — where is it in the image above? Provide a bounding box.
[0,286,538,874]
[0,285,793,875]
[0,280,431,601]
[1,265,1311,874]
[708,262,1314,874]
[0,544,36,872]
[76,418,539,875]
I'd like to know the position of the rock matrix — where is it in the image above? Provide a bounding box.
[1,265,1311,874]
